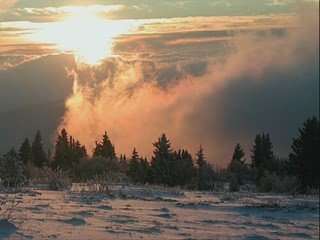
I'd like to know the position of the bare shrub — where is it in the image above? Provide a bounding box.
[84,172,128,193]
[28,166,70,190]
[0,195,20,221]
[259,171,301,194]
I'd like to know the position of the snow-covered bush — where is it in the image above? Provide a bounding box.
[44,167,71,190]
[259,171,301,194]
[28,166,70,190]
[0,150,24,187]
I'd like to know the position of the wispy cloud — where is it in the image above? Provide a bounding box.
[0,0,18,13]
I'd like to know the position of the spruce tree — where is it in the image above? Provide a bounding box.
[232,143,245,162]
[32,130,47,167]
[128,148,140,182]
[138,157,150,184]
[0,149,24,187]
[93,132,116,159]
[194,147,215,190]
[53,129,87,170]
[228,143,249,185]
[150,134,173,185]
[196,145,206,168]
[251,133,275,170]
[119,154,129,173]
[53,128,69,169]
[174,149,196,186]
[19,138,33,165]
[288,117,319,188]
[251,133,276,182]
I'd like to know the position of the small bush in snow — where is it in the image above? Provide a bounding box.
[259,171,301,194]
[0,150,25,187]
[28,166,70,190]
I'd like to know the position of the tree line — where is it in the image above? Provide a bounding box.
[0,116,319,192]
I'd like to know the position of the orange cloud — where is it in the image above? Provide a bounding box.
[56,6,318,165]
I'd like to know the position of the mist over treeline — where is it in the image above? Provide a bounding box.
[1,116,318,192]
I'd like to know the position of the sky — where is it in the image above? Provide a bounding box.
[0,0,319,165]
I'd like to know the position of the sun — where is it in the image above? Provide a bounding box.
[28,8,136,65]
[57,12,113,65]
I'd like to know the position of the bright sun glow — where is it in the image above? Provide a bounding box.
[28,9,138,65]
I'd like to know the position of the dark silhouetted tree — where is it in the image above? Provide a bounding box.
[194,147,215,190]
[53,129,87,170]
[32,130,47,167]
[93,132,116,159]
[228,143,250,185]
[171,150,196,187]
[19,138,33,165]
[0,149,24,187]
[138,157,150,184]
[196,145,205,168]
[150,134,173,185]
[251,133,275,171]
[53,129,69,169]
[128,148,140,182]
[232,143,245,163]
[197,162,215,190]
[288,117,319,188]
[119,154,129,173]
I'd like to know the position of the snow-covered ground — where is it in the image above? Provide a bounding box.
[0,185,319,239]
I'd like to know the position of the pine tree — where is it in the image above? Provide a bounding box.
[128,148,140,182]
[53,129,87,170]
[138,157,150,183]
[232,143,245,162]
[53,128,69,169]
[288,117,319,188]
[173,149,196,186]
[196,145,205,168]
[0,149,24,187]
[150,134,173,185]
[251,133,275,170]
[228,143,249,185]
[32,130,47,167]
[19,138,33,165]
[119,154,129,173]
[194,147,215,190]
[93,132,116,159]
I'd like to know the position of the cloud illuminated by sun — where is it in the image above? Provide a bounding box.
[26,6,143,65]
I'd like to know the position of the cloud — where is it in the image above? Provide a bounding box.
[0,0,18,13]
[3,5,124,21]
[57,6,318,165]
[0,53,76,154]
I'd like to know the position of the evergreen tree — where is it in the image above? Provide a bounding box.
[128,148,140,182]
[32,130,47,167]
[228,143,249,185]
[232,143,245,162]
[93,132,116,159]
[197,162,215,190]
[251,133,275,170]
[173,150,196,186]
[194,147,215,190]
[150,134,173,185]
[288,117,319,188]
[119,154,129,173]
[19,138,33,165]
[196,145,205,168]
[53,129,87,170]
[0,149,24,187]
[53,128,69,169]
[138,157,150,184]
